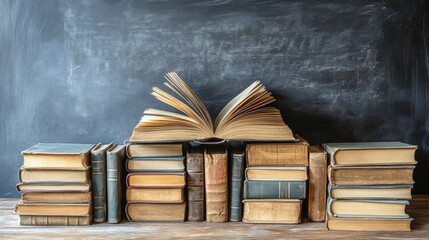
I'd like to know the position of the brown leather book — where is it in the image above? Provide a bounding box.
[242,199,302,224]
[204,145,228,222]
[125,202,186,222]
[307,146,327,222]
[246,135,309,166]
[186,145,204,221]
[20,215,91,226]
[328,165,415,185]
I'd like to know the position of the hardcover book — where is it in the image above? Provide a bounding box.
[126,202,186,222]
[229,148,245,221]
[126,188,185,203]
[126,157,185,172]
[328,184,413,200]
[128,72,295,143]
[21,192,92,203]
[126,143,183,158]
[106,144,126,224]
[328,166,415,185]
[17,182,91,193]
[242,199,302,224]
[326,215,412,231]
[307,145,327,222]
[243,180,306,199]
[186,145,205,221]
[19,168,90,183]
[15,202,92,216]
[322,142,417,166]
[20,215,92,226]
[245,167,308,181]
[126,172,186,188]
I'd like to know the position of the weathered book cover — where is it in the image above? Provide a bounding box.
[21,192,92,203]
[126,188,185,203]
[20,215,92,226]
[126,172,186,188]
[243,180,306,199]
[17,181,91,193]
[125,143,183,158]
[246,135,309,166]
[326,215,412,231]
[307,145,327,222]
[328,184,413,200]
[106,144,126,224]
[204,144,228,222]
[91,143,113,223]
[126,202,186,222]
[229,148,245,221]
[15,202,92,216]
[126,157,185,172]
[186,145,204,221]
[242,199,302,224]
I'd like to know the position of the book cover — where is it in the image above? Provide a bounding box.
[91,143,113,223]
[328,184,413,200]
[20,215,92,226]
[126,143,183,158]
[243,180,306,199]
[242,199,302,224]
[186,145,204,221]
[19,168,90,183]
[21,192,91,203]
[229,148,245,221]
[326,215,412,231]
[126,202,186,222]
[126,188,185,203]
[245,166,308,181]
[17,182,91,193]
[126,172,186,188]
[307,145,327,222]
[126,157,185,172]
[15,202,92,216]
[106,144,126,224]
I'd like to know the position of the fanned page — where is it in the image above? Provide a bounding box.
[129,72,295,142]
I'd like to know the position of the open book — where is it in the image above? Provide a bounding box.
[129,72,295,143]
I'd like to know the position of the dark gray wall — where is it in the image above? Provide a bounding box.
[1,0,428,197]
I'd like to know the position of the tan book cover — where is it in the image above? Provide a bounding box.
[125,202,186,222]
[126,188,185,203]
[242,199,302,224]
[126,143,183,158]
[19,168,90,183]
[20,215,92,226]
[126,172,186,188]
[328,166,415,185]
[15,202,91,216]
[22,192,91,203]
[307,145,327,222]
[326,215,412,231]
[245,166,308,181]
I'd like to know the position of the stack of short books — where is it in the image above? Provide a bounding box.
[15,143,94,225]
[125,143,187,221]
[323,142,417,231]
[242,136,309,224]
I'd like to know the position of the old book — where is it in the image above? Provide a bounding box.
[126,202,186,222]
[243,180,306,199]
[126,157,185,172]
[329,184,413,200]
[408,195,429,209]
[19,168,90,183]
[17,182,91,193]
[20,215,92,226]
[245,167,307,181]
[327,197,410,218]
[328,166,415,185]
[126,172,186,188]
[246,136,309,166]
[91,143,113,223]
[21,143,94,169]
[326,215,412,231]
[229,148,245,221]
[307,145,327,222]
[128,72,295,143]
[15,202,92,216]
[106,144,126,224]
[242,199,302,224]
[22,192,91,203]
[322,142,417,166]
[126,188,185,203]
[186,145,204,221]
[204,144,228,222]
[126,143,183,158]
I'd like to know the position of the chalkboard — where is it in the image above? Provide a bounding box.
[0,0,428,197]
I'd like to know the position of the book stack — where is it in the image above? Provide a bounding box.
[242,137,309,224]
[323,142,417,231]
[125,143,187,222]
[15,143,94,226]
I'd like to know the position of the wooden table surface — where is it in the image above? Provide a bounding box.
[1,197,428,239]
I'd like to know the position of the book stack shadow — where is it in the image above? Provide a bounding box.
[125,143,187,221]
[323,142,417,231]
[242,136,309,224]
[15,143,94,226]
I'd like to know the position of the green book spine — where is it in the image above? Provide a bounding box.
[106,144,126,224]
[229,150,245,221]
[243,180,306,199]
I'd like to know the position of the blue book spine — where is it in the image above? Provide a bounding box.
[229,151,245,221]
[244,180,306,199]
[106,144,126,224]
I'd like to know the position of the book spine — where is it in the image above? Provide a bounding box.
[321,143,336,165]
[308,146,327,222]
[106,146,125,223]
[91,151,107,223]
[186,146,204,221]
[20,215,91,226]
[243,180,306,199]
[229,152,245,221]
[246,142,308,166]
[204,146,228,222]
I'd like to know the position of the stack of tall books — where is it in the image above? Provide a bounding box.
[323,142,417,231]
[15,143,94,226]
[242,137,309,224]
[125,143,187,221]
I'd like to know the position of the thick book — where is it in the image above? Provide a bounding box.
[21,143,94,169]
[307,145,327,222]
[126,188,185,203]
[242,199,302,224]
[328,184,413,200]
[126,202,186,222]
[243,180,306,199]
[245,166,308,181]
[91,143,113,223]
[15,202,92,216]
[19,168,90,183]
[246,136,309,166]
[21,192,91,203]
[229,148,245,221]
[328,165,415,185]
[106,144,126,224]
[186,145,204,222]
[126,172,186,188]
[126,157,185,172]
[17,182,91,193]
[326,215,412,231]
[128,72,295,143]
[126,143,183,158]
[20,215,92,226]
[204,144,228,222]
[322,142,417,166]
[327,197,410,218]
